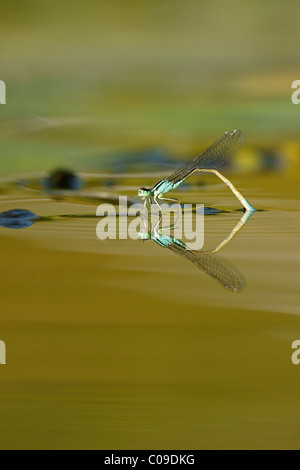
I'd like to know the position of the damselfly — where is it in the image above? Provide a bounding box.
[138,130,255,212]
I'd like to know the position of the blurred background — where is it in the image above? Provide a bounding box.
[1,0,300,450]
[1,0,300,176]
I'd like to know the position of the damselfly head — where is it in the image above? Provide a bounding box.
[138,231,151,240]
[138,187,152,199]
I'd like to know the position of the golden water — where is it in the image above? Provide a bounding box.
[0,172,299,449]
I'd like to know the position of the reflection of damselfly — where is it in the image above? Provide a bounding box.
[138,130,255,212]
[139,210,253,293]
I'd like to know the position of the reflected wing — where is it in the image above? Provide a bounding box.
[167,243,246,293]
[191,252,246,293]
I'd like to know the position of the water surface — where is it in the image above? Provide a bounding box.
[0,172,299,449]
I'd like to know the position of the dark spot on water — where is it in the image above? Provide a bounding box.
[203,207,224,215]
[0,209,40,229]
[43,169,82,190]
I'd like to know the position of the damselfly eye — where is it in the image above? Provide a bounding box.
[138,187,151,197]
